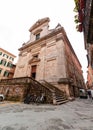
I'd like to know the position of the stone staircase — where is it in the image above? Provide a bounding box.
[0,77,68,105]
[54,93,68,105]
[40,80,68,105]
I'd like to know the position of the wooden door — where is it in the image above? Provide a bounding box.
[31,65,37,79]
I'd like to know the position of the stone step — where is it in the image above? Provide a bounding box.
[56,97,67,101]
[55,95,66,99]
[56,99,69,105]
[55,94,68,105]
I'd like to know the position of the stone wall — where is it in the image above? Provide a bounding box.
[0,84,27,101]
[0,77,53,103]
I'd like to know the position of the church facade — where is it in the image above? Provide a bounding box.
[14,17,85,97]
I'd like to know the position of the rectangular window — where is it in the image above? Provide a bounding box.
[3,71,9,77]
[3,54,5,57]
[9,57,14,61]
[6,55,9,58]
[0,52,2,55]
[7,62,13,68]
[0,68,2,74]
[0,60,7,66]
[36,33,40,40]
[2,54,9,59]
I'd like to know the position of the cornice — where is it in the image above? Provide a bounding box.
[0,48,16,58]
[19,27,64,51]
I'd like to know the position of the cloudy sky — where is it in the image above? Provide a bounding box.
[0,0,87,81]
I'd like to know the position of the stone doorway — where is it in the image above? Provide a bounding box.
[31,65,37,79]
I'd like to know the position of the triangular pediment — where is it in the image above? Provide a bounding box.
[29,17,50,32]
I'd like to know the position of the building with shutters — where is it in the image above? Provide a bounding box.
[0,48,16,79]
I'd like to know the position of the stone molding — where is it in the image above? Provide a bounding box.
[19,28,64,51]
[29,17,50,32]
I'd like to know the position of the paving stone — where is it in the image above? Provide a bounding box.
[0,98,93,129]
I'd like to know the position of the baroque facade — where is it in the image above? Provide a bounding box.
[0,48,16,79]
[14,17,85,97]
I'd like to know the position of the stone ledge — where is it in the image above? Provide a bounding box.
[58,78,72,84]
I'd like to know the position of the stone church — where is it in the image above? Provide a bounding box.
[14,17,85,98]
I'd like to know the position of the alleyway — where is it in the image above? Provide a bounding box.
[0,98,93,130]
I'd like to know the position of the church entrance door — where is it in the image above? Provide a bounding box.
[31,65,37,79]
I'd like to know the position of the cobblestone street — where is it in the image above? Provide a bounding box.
[0,98,93,130]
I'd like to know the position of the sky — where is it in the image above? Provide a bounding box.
[0,0,87,81]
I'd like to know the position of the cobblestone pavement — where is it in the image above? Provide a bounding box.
[0,98,93,130]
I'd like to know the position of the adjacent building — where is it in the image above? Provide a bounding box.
[74,0,93,88]
[14,17,85,97]
[85,0,93,88]
[0,48,16,79]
